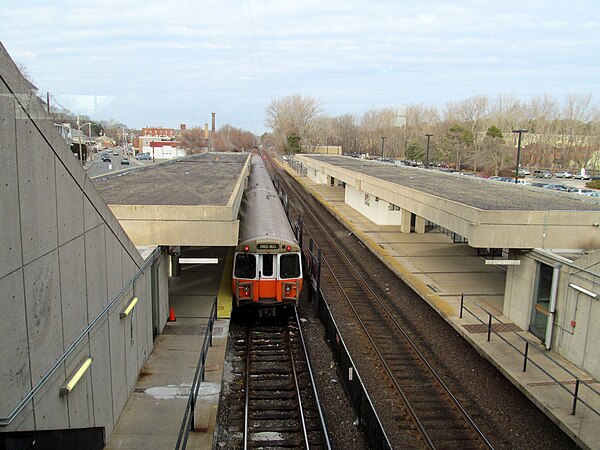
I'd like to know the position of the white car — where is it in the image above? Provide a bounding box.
[574,172,591,180]
[555,171,573,178]
[569,188,595,195]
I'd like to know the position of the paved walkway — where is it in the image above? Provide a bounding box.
[282,161,600,450]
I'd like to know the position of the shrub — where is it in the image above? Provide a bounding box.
[585,181,600,189]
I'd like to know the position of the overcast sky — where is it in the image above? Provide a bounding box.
[2,0,599,133]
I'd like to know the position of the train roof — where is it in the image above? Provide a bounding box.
[238,155,297,246]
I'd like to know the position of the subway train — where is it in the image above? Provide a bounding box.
[232,154,303,311]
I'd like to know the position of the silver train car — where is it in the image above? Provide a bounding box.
[232,154,303,308]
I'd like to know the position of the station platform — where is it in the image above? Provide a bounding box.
[105,247,232,450]
[280,160,600,450]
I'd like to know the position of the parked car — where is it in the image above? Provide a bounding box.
[573,172,591,180]
[136,152,152,160]
[555,171,573,178]
[543,183,569,192]
[101,152,111,162]
[533,170,553,179]
[121,156,130,165]
[569,187,595,195]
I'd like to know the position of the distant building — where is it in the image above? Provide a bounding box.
[141,127,175,138]
[138,136,185,159]
[96,135,115,149]
[310,145,342,155]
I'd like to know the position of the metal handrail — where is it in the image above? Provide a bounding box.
[460,294,600,418]
[175,296,218,450]
[0,246,163,427]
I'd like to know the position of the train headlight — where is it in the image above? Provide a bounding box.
[282,283,297,299]
[238,284,252,298]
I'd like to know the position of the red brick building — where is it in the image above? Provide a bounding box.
[141,127,175,138]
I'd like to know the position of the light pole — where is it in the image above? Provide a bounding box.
[77,117,92,163]
[381,136,386,159]
[425,133,433,168]
[512,129,528,183]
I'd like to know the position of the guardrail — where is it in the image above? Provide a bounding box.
[174,297,218,450]
[460,294,600,417]
[0,246,163,427]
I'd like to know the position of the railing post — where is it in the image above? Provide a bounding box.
[487,314,493,342]
[523,342,529,372]
[190,396,195,431]
[460,294,464,319]
[572,379,580,415]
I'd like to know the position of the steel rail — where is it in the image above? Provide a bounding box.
[287,312,311,449]
[320,233,493,449]
[243,323,251,450]
[270,157,493,449]
[324,257,435,449]
[293,307,333,450]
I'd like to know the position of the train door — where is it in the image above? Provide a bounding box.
[258,254,277,299]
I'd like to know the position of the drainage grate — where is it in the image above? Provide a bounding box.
[162,324,200,335]
[462,323,522,333]
[133,387,146,393]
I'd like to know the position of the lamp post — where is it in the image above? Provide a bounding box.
[381,136,386,159]
[77,117,92,163]
[512,129,528,184]
[425,133,433,168]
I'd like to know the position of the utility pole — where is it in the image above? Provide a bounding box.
[381,136,386,159]
[425,134,433,168]
[512,129,528,183]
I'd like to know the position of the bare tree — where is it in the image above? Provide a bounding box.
[265,94,322,153]
[179,127,208,154]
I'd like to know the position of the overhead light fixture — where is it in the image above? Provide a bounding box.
[569,283,598,299]
[120,296,139,318]
[60,357,93,396]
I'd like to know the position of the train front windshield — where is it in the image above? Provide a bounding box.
[280,254,301,279]
[234,254,256,278]
[235,253,301,279]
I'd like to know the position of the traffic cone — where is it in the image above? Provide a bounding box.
[168,307,177,322]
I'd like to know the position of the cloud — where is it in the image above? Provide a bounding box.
[1,0,599,131]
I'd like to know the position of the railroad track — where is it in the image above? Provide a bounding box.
[268,157,493,449]
[229,309,330,449]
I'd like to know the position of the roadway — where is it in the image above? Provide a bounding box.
[85,148,153,178]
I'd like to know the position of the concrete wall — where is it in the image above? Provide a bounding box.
[504,249,600,380]
[345,184,403,226]
[0,43,168,437]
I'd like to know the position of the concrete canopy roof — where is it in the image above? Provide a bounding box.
[297,154,600,250]
[93,152,250,246]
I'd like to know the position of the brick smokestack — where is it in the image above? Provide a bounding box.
[211,112,216,133]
